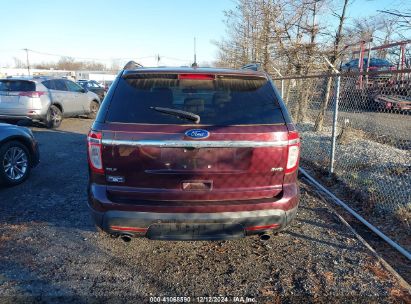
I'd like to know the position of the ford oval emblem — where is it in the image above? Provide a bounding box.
[185,129,210,139]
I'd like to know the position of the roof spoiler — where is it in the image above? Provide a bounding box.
[123,61,144,70]
[240,62,263,71]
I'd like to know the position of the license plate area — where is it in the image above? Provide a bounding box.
[0,95,18,103]
[160,147,250,171]
[147,223,244,240]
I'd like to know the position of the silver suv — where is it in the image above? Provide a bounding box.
[0,77,100,128]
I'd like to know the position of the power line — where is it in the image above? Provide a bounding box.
[3,48,191,68]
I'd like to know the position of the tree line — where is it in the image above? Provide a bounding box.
[13,56,121,72]
[213,0,410,130]
[214,0,408,74]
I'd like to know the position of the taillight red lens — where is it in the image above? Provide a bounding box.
[110,226,148,233]
[87,130,104,174]
[245,223,280,231]
[285,131,300,174]
[19,91,46,98]
[178,74,215,80]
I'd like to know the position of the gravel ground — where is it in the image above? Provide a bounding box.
[298,122,410,257]
[298,122,410,214]
[0,118,409,303]
[336,111,411,144]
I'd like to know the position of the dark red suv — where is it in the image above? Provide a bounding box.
[87,63,300,241]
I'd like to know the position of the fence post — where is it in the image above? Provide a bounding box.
[330,75,340,174]
[272,67,284,99]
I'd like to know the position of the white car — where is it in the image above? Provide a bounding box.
[0,77,100,128]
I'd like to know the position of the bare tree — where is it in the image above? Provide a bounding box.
[314,0,350,132]
[32,57,107,71]
[379,9,411,30]
[13,57,25,68]
[109,59,121,72]
[214,0,334,124]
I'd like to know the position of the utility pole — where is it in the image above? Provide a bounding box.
[23,48,30,76]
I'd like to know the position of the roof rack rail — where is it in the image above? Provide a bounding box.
[123,61,144,70]
[240,62,263,71]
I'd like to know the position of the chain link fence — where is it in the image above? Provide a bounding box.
[274,69,411,225]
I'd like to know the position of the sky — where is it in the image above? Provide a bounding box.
[0,0,409,68]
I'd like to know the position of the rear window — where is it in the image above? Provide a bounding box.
[105,74,285,125]
[42,80,55,90]
[0,80,36,92]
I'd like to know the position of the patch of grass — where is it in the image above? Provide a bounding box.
[394,204,411,229]
[385,165,411,177]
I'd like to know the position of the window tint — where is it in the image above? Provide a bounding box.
[54,80,68,91]
[90,81,101,88]
[77,81,86,88]
[64,80,84,92]
[42,80,56,90]
[0,80,36,92]
[106,75,285,125]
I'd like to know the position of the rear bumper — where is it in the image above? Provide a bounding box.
[0,114,32,120]
[88,183,300,240]
[0,112,45,122]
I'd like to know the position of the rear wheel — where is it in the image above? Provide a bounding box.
[45,105,62,129]
[0,141,31,186]
[88,101,100,119]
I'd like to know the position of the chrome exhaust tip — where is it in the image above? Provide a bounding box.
[120,234,132,242]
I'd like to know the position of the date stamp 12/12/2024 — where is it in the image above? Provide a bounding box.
[149,296,257,303]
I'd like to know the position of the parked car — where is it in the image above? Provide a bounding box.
[0,77,101,128]
[87,65,300,241]
[341,58,395,81]
[0,122,39,186]
[77,80,106,100]
[102,80,113,91]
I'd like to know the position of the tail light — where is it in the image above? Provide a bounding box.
[285,131,300,174]
[368,66,378,71]
[19,91,46,98]
[87,130,104,174]
[245,223,280,231]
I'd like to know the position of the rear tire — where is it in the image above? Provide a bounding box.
[0,141,31,186]
[88,101,100,119]
[45,105,62,129]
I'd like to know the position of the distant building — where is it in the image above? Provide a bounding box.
[0,68,74,78]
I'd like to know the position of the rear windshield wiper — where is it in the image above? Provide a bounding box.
[149,107,200,124]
